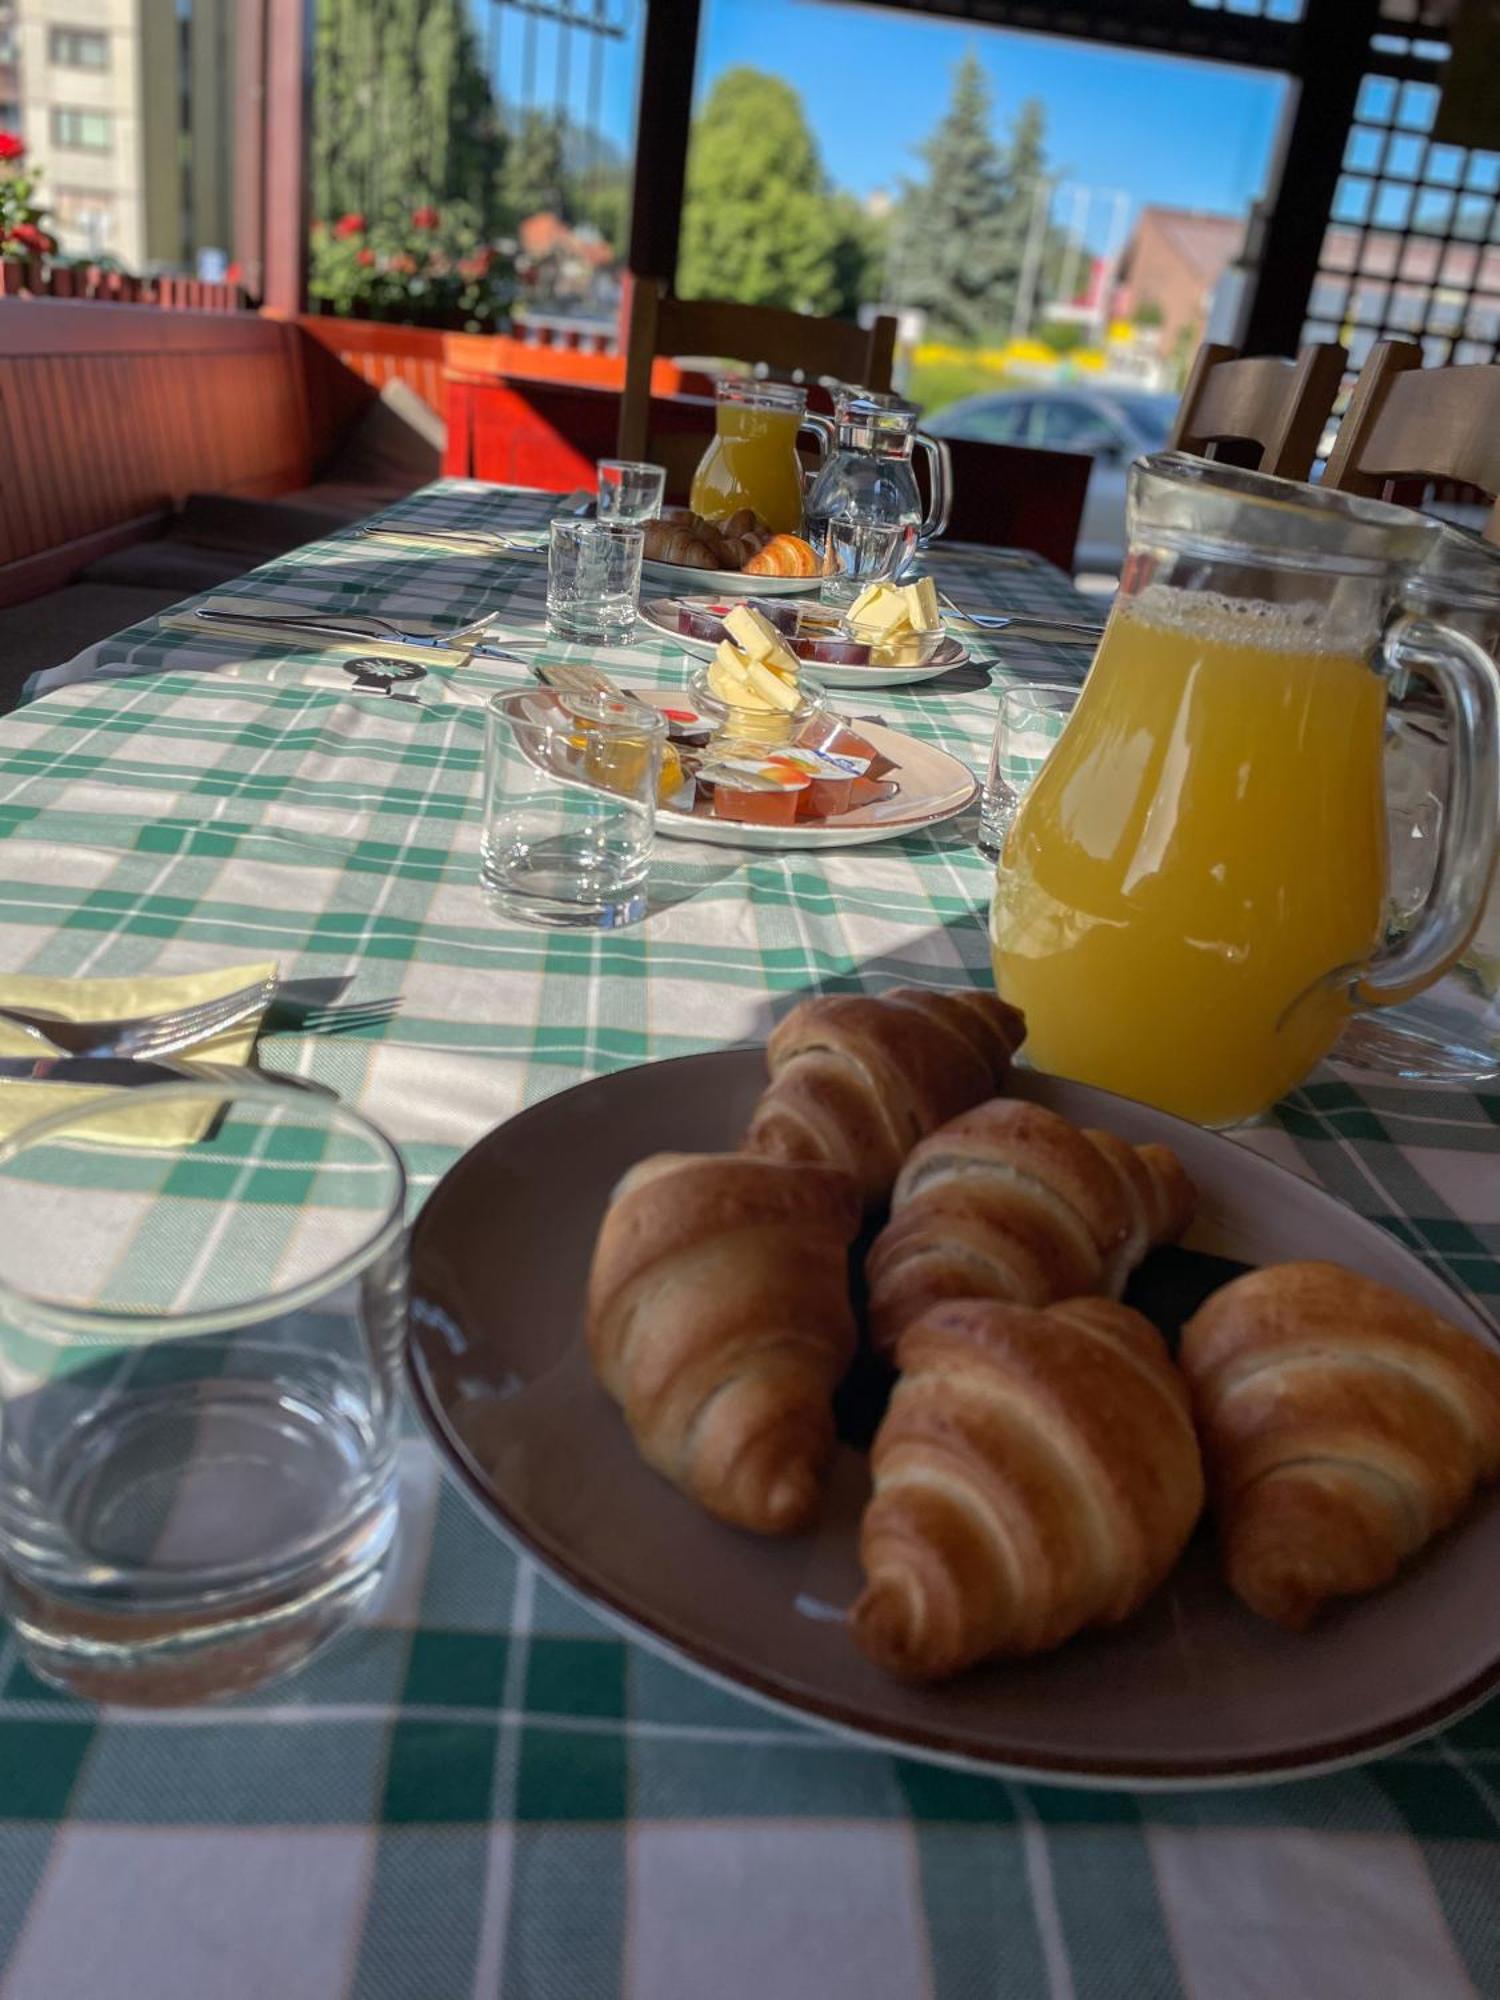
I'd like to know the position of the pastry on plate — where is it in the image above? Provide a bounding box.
[1181,1260,1500,1629]
[741,988,1026,1210]
[865,1097,1194,1355]
[586,1152,860,1535]
[852,1296,1205,1678]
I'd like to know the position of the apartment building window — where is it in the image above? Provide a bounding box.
[51,107,112,150]
[48,27,110,68]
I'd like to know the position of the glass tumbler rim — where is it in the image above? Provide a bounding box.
[0,1079,407,1342]
[487,686,667,739]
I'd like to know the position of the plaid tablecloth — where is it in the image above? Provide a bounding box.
[3,482,1498,2000]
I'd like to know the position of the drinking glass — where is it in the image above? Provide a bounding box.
[0,1080,407,1705]
[547,520,645,643]
[819,516,908,608]
[596,460,666,524]
[978,682,1079,860]
[481,687,665,928]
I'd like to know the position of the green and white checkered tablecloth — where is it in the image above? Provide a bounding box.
[4,481,1499,2000]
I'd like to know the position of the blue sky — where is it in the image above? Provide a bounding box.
[482,0,1289,243]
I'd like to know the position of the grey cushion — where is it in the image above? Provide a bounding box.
[173,491,359,557]
[0,584,182,709]
[82,539,253,592]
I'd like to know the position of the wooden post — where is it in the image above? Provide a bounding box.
[1239,0,1381,356]
[262,0,310,313]
[233,0,267,300]
[626,0,703,286]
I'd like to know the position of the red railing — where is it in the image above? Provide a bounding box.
[0,262,246,311]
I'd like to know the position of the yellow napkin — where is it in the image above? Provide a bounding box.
[0,961,279,1145]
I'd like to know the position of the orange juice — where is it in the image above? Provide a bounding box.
[690,402,805,533]
[990,589,1388,1125]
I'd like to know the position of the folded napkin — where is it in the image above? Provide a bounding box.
[0,960,278,1145]
[162,595,480,668]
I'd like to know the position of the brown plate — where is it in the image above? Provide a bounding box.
[406,1050,1500,1788]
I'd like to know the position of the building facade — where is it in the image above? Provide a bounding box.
[11,0,232,270]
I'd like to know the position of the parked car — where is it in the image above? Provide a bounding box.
[923,386,1181,580]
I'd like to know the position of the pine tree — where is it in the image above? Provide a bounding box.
[500,110,568,224]
[311,0,503,230]
[892,54,1052,343]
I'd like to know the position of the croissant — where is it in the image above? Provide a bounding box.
[586,1151,860,1534]
[852,1297,1205,1677]
[1180,1261,1500,1630]
[745,533,819,577]
[642,520,721,568]
[741,988,1026,1209]
[865,1098,1194,1356]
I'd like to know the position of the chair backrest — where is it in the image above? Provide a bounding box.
[1167,340,1347,480]
[918,436,1091,573]
[1322,340,1500,541]
[617,275,898,496]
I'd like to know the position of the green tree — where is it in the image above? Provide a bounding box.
[892,54,1053,342]
[677,68,870,315]
[312,0,503,229]
[500,109,568,224]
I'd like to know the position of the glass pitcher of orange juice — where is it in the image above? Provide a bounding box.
[990,453,1500,1126]
[689,380,824,534]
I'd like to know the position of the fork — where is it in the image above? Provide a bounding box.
[535,661,625,697]
[0,972,279,1059]
[193,606,500,651]
[936,589,1105,640]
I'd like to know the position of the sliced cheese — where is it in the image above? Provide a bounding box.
[901,576,941,633]
[849,581,885,622]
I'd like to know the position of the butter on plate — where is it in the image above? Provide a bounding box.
[706,605,803,714]
[847,579,943,664]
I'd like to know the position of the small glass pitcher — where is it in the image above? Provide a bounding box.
[689,380,826,536]
[990,453,1500,1127]
[803,391,953,570]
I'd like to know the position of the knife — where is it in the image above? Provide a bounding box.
[0,1057,335,1095]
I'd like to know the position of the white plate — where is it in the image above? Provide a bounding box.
[636,706,977,850]
[638,596,973,688]
[407,1053,1500,1789]
[642,558,812,596]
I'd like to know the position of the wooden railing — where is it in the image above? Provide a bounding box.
[0,262,246,311]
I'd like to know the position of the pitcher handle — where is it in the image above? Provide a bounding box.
[1354,611,1500,1011]
[915,433,952,547]
[798,414,834,466]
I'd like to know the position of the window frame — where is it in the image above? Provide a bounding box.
[50,105,113,151]
[48,26,111,69]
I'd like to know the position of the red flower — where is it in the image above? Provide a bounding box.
[333,212,365,240]
[8,222,52,254]
[459,250,493,280]
[389,252,417,275]
[411,205,439,230]
[225,261,243,284]
[355,247,376,268]
[0,132,24,164]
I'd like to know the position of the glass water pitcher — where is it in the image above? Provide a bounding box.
[803,391,952,570]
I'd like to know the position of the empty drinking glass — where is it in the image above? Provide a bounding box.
[481,687,665,928]
[547,520,645,644]
[597,460,666,524]
[0,1080,407,1704]
[819,516,908,609]
[978,682,1080,860]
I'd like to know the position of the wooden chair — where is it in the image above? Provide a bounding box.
[1322,340,1500,541]
[617,275,898,499]
[1167,341,1347,480]
[916,437,1091,573]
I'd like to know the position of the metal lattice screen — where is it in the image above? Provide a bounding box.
[1304,4,1500,375]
